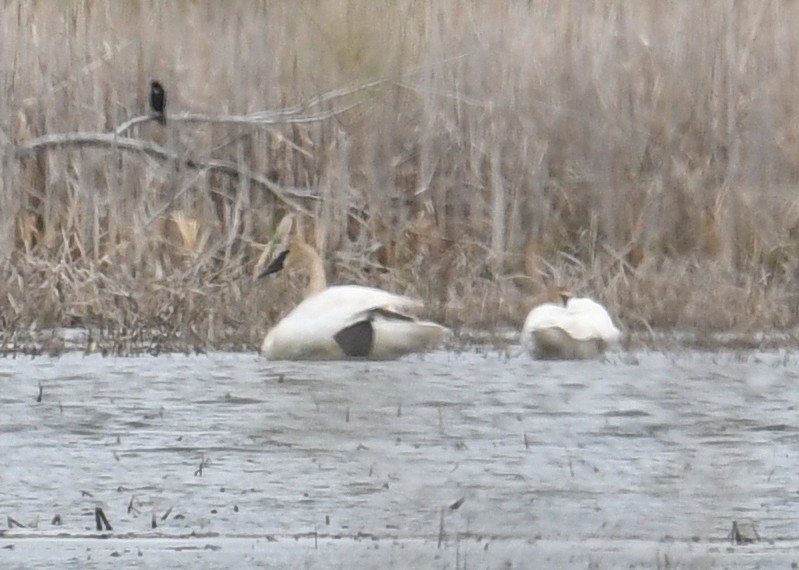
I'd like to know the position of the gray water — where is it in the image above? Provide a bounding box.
[2,348,799,568]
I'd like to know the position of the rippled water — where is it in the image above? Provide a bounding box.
[2,348,799,568]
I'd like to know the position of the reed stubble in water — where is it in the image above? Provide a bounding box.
[94,507,112,531]
[2,2,799,352]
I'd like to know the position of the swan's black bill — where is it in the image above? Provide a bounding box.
[259,250,289,278]
[150,80,166,125]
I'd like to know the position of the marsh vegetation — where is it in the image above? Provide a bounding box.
[2,2,799,352]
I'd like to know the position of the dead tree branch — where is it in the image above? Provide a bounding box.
[11,132,317,215]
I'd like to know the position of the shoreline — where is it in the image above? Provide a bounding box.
[1,326,797,357]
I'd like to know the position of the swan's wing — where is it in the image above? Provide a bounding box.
[332,306,415,357]
[522,303,569,341]
[290,285,421,321]
[564,298,621,342]
[335,306,448,358]
[333,319,375,357]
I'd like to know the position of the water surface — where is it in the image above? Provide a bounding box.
[2,348,799,568]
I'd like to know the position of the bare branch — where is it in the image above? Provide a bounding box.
[171,103,361,126]
[114,115,157,137]
[113,95,363,137]
[11,132,316,215]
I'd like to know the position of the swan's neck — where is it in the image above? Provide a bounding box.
[530,288,564,307]
[304,249,328,297]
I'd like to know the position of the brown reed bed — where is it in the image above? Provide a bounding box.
[2,1,799,354]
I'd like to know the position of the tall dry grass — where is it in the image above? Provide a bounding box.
[2,1,799,351]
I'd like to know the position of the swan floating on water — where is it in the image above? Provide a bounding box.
[521,287,621,360]
[259,241,449,360]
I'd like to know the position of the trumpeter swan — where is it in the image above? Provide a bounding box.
[521,287,621,360]
[258,241,449,360]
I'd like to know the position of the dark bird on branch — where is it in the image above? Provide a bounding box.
[150,80,166,125]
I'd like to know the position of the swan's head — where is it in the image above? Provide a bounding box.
[259,249,289,278]
[527,285,573,312]
[554,286,572,306]
[258,241,319,279]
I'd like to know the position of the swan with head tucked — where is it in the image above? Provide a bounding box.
[258,241,449,360]
[521,286,621,360]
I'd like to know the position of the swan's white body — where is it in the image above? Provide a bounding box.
[261,285,448,360]
[521,296,621,360]
[259,241,448,360]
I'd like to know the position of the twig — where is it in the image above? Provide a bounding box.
[156,105,361,127]
[437,508,445,548]
[729,520,759,544]
[729,520,742,544]
[449,497,465,511]
[141,169,206,230]
[114,115,153,137]
[194,454,210,477]
[94,507,112,531]
[127,495,139,515]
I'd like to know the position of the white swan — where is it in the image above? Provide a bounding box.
[521,287,621,360]
[258,241,449,360]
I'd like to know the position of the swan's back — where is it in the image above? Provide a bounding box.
[289,285,420,320]
[522,303,568,335]
[522,295,621,360]
[561,298,621,343]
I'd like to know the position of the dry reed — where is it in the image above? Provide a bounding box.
[2,1,799,352]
